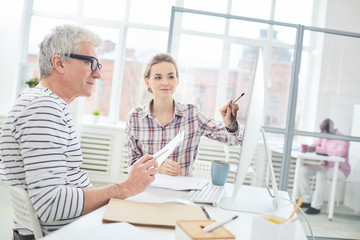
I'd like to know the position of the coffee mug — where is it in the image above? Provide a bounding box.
[301,144,308,153]
[211,160,230,186]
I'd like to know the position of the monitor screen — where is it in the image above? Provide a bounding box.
[220,49,279,213]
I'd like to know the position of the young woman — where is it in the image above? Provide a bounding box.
[125,53,243,176]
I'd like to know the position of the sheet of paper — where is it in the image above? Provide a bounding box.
[42,222,158,240]
[150,173,209,190]
[153,130,185,166]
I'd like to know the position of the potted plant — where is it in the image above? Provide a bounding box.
[25,77,39,88]
[92,109,101,123]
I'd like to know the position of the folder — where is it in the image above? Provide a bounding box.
[102,198,208,229]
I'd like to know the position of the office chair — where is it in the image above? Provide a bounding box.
[8,185,43,239]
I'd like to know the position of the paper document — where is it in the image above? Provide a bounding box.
[150,173,209,190]
[153,130,185,166]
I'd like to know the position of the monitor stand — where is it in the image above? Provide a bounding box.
[220,195,278,213]
[220,128,279,213]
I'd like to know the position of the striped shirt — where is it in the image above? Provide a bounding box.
[125,100,243,175]
[0,87,91,235]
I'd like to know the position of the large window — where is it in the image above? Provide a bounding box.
[167,7,360,193]
[20,0,174,123]
[20,0,360,173]
[19,0,317,124]
[19,0,360,175]
[169,10,297,128]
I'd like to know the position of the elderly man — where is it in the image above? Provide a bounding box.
[300,119,350,214]
[0,25,157,238]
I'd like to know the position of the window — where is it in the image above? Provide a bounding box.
[20,0,315,126]
[231,0,271,19]
[167,6,360,197]
[83,25,120,117]
[296,30,360,136]
[118,28,169,121]
[83,0,127,21]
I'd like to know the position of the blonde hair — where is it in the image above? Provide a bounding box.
[144,53,179,93]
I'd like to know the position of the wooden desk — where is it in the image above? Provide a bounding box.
[43,184,307,239]
[292,152,345,220]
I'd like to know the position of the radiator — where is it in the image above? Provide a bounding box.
[79,124,128,183]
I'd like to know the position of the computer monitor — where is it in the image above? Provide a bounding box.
[220,49,279,213]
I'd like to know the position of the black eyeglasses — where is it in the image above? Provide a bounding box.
[65,53,102,72]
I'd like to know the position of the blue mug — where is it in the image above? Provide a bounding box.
[211,160,230,186]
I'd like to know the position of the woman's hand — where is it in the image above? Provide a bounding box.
[219,100,239,132]
[157,158,182,176]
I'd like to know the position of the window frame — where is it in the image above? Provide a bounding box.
[167,6,360,190]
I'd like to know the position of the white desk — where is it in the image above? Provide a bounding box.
[42,184,307,240]
[292,152,345,220]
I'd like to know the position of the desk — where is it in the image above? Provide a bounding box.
[292,152,345,220]
[43,184,307,240]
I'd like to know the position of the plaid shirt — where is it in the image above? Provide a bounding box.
[125,100,243,175]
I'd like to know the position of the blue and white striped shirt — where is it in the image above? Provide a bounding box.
[0,87,91,235]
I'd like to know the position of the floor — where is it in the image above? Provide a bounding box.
[1,182,359,240]
[298,202,360,240]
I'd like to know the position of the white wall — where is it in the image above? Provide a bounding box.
[349,104,360,157]
[0,0,24,114]
[326,0,360,33]
[316,0,360,135]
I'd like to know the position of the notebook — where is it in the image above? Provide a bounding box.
[102,198,208,229]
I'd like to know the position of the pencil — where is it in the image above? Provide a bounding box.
[230,92,245,106]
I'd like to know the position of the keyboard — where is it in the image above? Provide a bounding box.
[184,183,225,207]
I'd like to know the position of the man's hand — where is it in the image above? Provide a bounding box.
[157,158,182,176]
[219,100,239,132]
[82,155,157,215]
[122,154,158,197]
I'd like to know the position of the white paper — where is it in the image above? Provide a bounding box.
[150,173,209,190]
[153,130,185,166]
[42,222,158,240]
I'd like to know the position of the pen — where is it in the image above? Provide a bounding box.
[285,197,303,223]
[203,215,238,232]
[201,206,211,220]
[230,92,245,106]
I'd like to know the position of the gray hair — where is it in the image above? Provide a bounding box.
[39,24,102,79]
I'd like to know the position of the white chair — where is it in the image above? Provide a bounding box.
[191,160,212,179]
[191,136,242,183]
[8,185,43,239]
